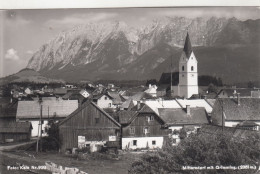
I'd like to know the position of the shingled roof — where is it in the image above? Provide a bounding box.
[217,88,256,98]
[211,98,260,121]
[183,32,193,58]
[17,99,78,119]
[158,107,209,125]
[117,110,137,124]
[199,124,259,139]
[0,122,32,133]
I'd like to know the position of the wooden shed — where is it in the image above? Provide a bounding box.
[58,101,121,152]
[0,122,32,143]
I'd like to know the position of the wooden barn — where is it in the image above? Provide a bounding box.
[0,122,32,143]
[0,98,32,143]
[58,101,121,152]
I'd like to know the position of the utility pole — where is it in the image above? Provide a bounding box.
[36,104,43,153]
[170,55,173,95]
[221,101,224,132]
[40,104,43,152]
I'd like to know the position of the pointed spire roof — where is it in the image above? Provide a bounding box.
[183,32,193,58]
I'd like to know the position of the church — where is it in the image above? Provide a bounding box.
[172,33,199,98]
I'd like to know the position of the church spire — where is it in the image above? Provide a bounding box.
[183,32,192,58]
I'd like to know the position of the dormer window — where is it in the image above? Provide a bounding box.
[191,66,194,71]
[182,66,184,71]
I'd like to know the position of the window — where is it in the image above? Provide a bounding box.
[133,140,137,146]
[95,118,100,124]
[104,97,107,100]
[147,116,154,122]
[143,127,149,134]
[130,127,135,134]
[152,140,156,145]
[108,103,111,107]
[191,66,194,71]
[182,66,184,71]
[182,74,184,77]
[191,74,194,77]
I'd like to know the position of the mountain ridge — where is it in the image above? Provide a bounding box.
[26,17,260,84]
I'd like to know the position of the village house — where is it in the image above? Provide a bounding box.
[62,89,89,105]
[16,99,79,137]
[92,93,115,109]
[211,95,260,128]
[58,101,121,152]
[251,90,260,98]
[79,89,90,98]
[107,91,126,108]
[199,124,259,138]
[144,84,158,97]
[53,88,68,97]
[119,103,170,150]
[24,87,33,95]
[236,120,259,131]
[0,122,32,143]
[216,88,259,98]
[0,97,32,143]
[144,98,214,116]
[158,106,209,145]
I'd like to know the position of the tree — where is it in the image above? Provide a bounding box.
[41,119,61,151]
[146,79,158,87]
[129,132,260,174]
[208,83,218,93]
[247,81,254,88]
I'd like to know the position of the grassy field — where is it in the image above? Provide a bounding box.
[0,150,143,174]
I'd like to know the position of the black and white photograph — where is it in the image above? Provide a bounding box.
[0,2,260,174]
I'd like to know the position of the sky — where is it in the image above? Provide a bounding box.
[0,7,259,77]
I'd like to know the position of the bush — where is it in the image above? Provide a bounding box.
[129,132,260,174]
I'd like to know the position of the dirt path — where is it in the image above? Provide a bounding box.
[0,140,36,151]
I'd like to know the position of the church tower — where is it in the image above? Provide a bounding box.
[178,32,198,98]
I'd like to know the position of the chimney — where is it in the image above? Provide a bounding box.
[137,101,141,110]
[237,93,240,105]
[186,105,190,115]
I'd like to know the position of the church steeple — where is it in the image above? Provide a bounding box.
[183,32,192,58]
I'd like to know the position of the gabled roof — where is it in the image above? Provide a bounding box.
[0,98,18,118]
[217,88,256,97]
[199,124,259,139]
[0,107,17,118]
[121,98,135,109]
[212,98,260,121]
[0,122,32,133]
[107,91,125,105]
[158,107,208,125]
[117,110,137,124]
[237,120,259,127]
[16,99,78,119]
[128,104,165,124]
[176,99,213,114]
[58,101,121,127]
[130,92,154,101]
[183,32,193,58]
[54,88,67,95]
[144,100,182,115]
[93,93,113,100]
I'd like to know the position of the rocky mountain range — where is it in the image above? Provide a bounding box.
[26,17,260,84]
